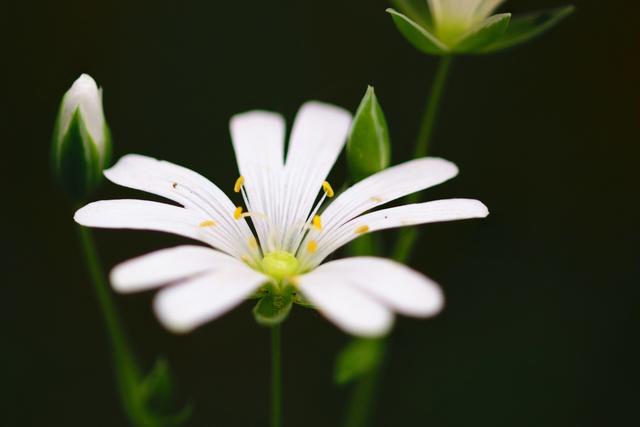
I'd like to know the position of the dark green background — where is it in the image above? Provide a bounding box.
[5,0,639,425]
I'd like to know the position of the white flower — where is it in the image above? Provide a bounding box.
[427,0,506,45]
[74,102,488,336]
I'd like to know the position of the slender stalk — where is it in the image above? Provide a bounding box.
[76,224,144,425]
[393,56,453,263]
[271,324,282,427]
[343,56,454,427]
[343,345,386,427]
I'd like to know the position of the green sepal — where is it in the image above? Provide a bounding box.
[347,86,391,182]
[389,0,432,29]
[136,358,192,427]
[480,5,575,53]
[386,8,448,55]
[253,287,294,326]
[334,338,385,385]
[51,106,111,201]
[453,13,511,53]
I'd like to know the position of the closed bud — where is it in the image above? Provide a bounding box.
[51,74,112,201]
[347,86,391,182]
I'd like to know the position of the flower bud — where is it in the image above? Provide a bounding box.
[347,86,391,183]
[51,74,112,201]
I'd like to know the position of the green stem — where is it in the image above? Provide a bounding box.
[271,324,282,427]
[76,224,144,425]
[393,56,454,263]
[343,346,385,427]
[342,56,454,427]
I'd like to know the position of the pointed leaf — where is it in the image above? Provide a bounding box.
[480,6,575,53]
[334,338,385,385]
[347,86,391,182]
[137,358,193,427]
[253,290,293,326]
[386,8,449,56]
[454,13,511,53]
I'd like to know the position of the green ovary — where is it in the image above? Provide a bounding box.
[262,251,300,281]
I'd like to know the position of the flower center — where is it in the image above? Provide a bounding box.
[262,250,300,281]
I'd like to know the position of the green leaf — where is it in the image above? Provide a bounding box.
[253,290,293,326]
[386,8,448,56]
[334,338,385,385]
[137,358,193,427]
[454,13,511,53]
[480,5,575,53]
[139,358,173,409]
[347,86,391,182]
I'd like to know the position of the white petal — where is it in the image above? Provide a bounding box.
[310,257,444,317]
[74,199,248,258]
[428,0,484,27]
[297,269,393,337]
[103,154,256,257]
[230,111,285,174]
[58,74,105,150]
[154,265,267,333]
[305,199,488,267]
[230,111,285,252]
[319,157,459,235]
[474,0,506,19]
[110,245,243,293]
[279,101,352,252]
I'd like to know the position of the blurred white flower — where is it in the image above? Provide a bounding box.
[75,102,488,336]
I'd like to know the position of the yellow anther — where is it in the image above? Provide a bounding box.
[248,237,258,249]
[355,225,370,235]
[322,181,334,198]
[241,255,251,264]
[307,240,318,253]
[199,220,217,228]
[370,196,383,203]
[234,175,245,193]
[233,206,244,220]
[312,215,322,230]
